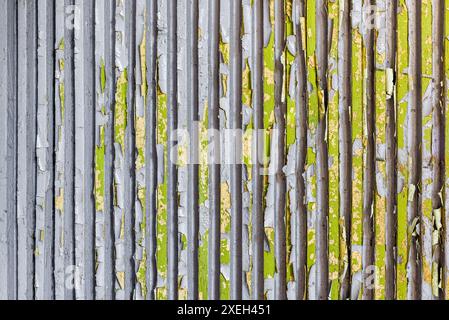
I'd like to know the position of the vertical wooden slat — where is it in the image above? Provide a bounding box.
[295,0,308,301]
[94,0,104,299]
[17,0,37,300]
[230,0,243,301]
[305,0,317,300]
[74,0,85,299]
[251,0,264,301]
[133,0,146,300]
[260,0,275,298]
[196,0,209,297]
[208,0,221,301]
[35,0,56,300]
[374,0,386,300]
[327,0,340,300]
[124,0,137,300]
[0,2,8,299]
[445,0,449,300]
[83,0,96,300]
[362,0,376,301]
[315,0,329,300]
[63,0,76,301]
[187,0,200,300]
[167,0,179,300]
[113,0,125,300]
[146,0,158,301]
[350,0,364,301]
[103,0,117,301]
[396,0,409,300]
[419,1,432,300]
[74,0,95,299]
[0,0,18,301]
[7,0,18,300]
[273,0,287,301]
[407,0,422,301]
[94,0,115,300]
[338,0,352,300]
[431,0,445,300]
[54,0,65,299]
[385,0,399,301]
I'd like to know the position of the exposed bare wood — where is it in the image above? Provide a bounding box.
[295,0,308,301]
[315,0,330,301]
[230,0,243,300]
[251,0,265,300]
[208,0,221,301]
[63,0,76,301]
[273,0,287,301]
[187,0,200,300]
[123,0,137,300]
[82,0,96,299]
[385,0,398,301]
[0,0,443,302]
[101,0,117,301]
[145,0,158,301]
[407,0,422,301]
[167,0,179,300]
[362,0,376,301]
[431,0,445,301]
[337,0,352,300]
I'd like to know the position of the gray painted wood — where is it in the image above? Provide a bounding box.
[17,0,37,300]
[207,0,221,301]
[145,0,158,301]
[167,0,179,301]
[35,0,55,301]
[229,0,243,301]
[0,0,18,301]
[0,0,442,301]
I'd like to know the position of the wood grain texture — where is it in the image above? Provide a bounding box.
[230,0,243,301]
[207,0,221,301]
[385,0,398,301]
[187,0,200,300]
[295,0,308,301]
[407,0,423,301]
[0,0,444,301]
[362,0,376,301]
[251,0,265,300]
[167,0,179,300]
[431,0,445,301]
[145,0,158,301]
[315,0,330,301]
[338,0,352,301]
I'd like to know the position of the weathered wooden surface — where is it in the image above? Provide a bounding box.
[0,0,447,300]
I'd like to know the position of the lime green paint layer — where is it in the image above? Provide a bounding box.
[351,20,363,300]
[95,125,105,212]
[115,69,128,153]
[156,92,168,300]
